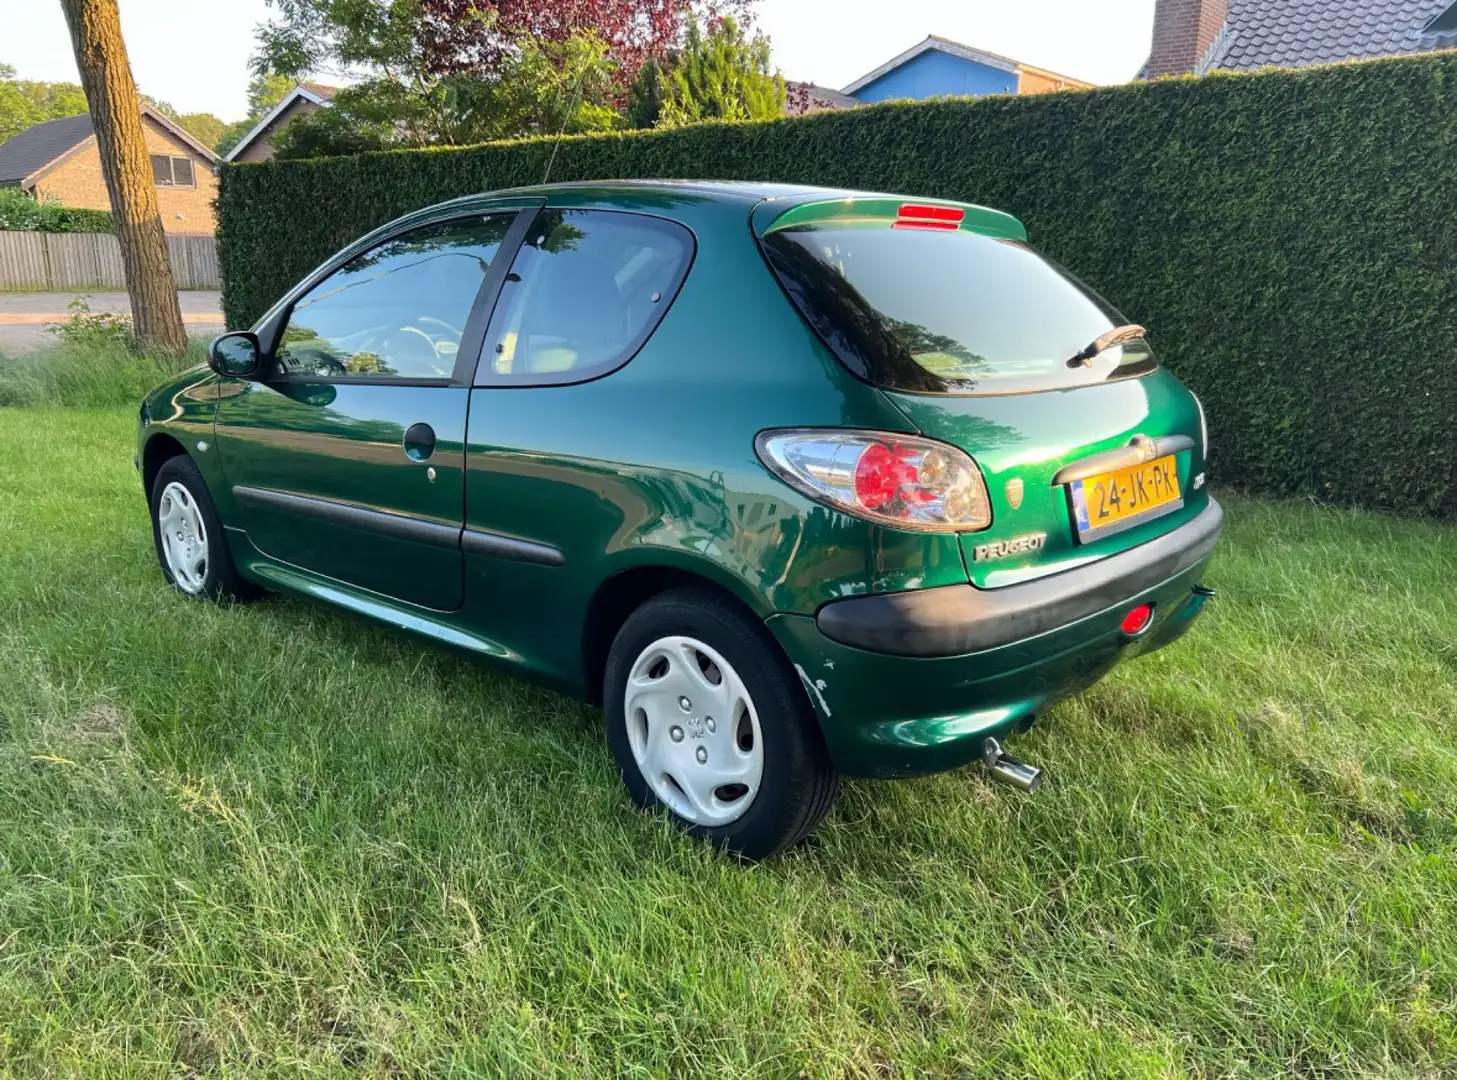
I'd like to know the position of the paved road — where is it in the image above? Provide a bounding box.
[0,290,224,354]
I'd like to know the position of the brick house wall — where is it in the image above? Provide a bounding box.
[232,98,325,163]
[31,116,218,234]
[1146,0,1230,78]
[1016,68,1092,95]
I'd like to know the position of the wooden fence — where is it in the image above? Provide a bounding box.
[0,231,219,291]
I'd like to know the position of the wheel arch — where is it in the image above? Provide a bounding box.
[581,562,771,707]
[141,431,190,498]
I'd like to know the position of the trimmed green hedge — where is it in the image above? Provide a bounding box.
[0,188,115,233]
[219,54,1457,517]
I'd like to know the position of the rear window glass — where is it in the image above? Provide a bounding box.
[760,223,1156,395]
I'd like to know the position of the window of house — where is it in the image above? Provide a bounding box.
[274,214,516,381]
[150,154,195,187]
[477,209,693,386]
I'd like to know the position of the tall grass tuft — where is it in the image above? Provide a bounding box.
[0,299,207,408]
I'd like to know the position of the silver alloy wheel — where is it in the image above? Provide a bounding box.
[624,635,765,827]
[157,481,209,594]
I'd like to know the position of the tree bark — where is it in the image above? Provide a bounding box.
[58,0,187,355]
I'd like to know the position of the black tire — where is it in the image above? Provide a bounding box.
[149,455,259,603]
[604,586,840,859]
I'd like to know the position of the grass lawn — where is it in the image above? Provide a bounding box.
[1,407,1454,1078]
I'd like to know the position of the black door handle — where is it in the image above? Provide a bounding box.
[403,423,436,462]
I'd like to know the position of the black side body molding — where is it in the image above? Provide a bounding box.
[461,528,565,567]
[233,486,567,567]
[233,486,461,549]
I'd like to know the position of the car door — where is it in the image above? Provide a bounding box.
[214,207,535,611]
[460,207,697,672]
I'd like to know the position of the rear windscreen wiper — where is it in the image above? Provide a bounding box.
[1066,325,1147,368]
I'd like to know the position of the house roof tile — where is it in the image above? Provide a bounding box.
[0,105,218,187]
[299,82,340,101]
[1206,0,1457,71]
[0,112,93,185]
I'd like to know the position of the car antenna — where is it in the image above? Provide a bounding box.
[542,69,588,186]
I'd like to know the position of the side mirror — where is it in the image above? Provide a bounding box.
[208,331,264,379]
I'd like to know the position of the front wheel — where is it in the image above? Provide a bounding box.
[604,587,840,859]
[149,455,257,603]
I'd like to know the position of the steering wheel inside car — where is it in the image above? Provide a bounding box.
[386,325,453,376]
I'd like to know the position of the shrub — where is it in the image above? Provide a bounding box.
[0,187,115,233]
[45,295,136,350]
[218,54,1457,517]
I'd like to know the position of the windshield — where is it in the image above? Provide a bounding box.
[761,223,1157,395]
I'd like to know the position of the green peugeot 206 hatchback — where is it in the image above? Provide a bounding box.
[138,181,1222,858]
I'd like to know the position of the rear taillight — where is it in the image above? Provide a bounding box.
[755,430,992,532]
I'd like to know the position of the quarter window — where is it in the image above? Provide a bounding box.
[478,209,692,385]
[274,214,515,381]
[150,154,195,187]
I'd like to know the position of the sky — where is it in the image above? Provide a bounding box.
[1,0,1160,122]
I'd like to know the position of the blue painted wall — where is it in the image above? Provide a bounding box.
[851,50,1018,103]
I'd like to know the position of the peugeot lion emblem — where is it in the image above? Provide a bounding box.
[1005,477,1025,510]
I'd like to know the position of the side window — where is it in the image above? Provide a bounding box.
[479,209,693,385]
[275,214,514,381]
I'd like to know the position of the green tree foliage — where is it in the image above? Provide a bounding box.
[220,55,1457,516]
[626,57,667,128]
[273,27,622,159]
[248,71,298,116]
[636,17,782,128]
[175,112,226,149]
[0,64,89,144]
[247,0,761,156]
[139,93,177,117]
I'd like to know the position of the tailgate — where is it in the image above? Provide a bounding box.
[885,369,1211,589]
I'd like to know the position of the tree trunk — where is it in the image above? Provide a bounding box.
[58,0,187,355]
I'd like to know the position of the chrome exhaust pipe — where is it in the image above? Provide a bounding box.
[981,737,1043,793]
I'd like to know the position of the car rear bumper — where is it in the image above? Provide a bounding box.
[817,498,1223,658]
[765,498,1222,779]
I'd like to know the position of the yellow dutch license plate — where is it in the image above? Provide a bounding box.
[1068,455,1182,542]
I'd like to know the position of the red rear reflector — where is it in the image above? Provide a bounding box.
[894,203,965,231]
[1120,604,1154,636]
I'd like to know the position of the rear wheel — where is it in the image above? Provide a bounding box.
[149,455,257,603]
[604,587,839,859]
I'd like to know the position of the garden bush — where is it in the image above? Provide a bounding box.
[217,54,1457,517]
[0,186,115,233]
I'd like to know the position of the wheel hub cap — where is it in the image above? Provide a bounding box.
[624,635,764,827]
[157,481,208,594]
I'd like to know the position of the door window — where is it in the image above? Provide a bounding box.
[275,214,515,381]
[479,209,693,385]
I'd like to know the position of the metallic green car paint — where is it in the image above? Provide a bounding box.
[138,365,223,491]
[460,193,969,692]
[885,369,1212,589]
[139,181,1217,780]
[213,382,470,611]
[768,558,1214,778]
